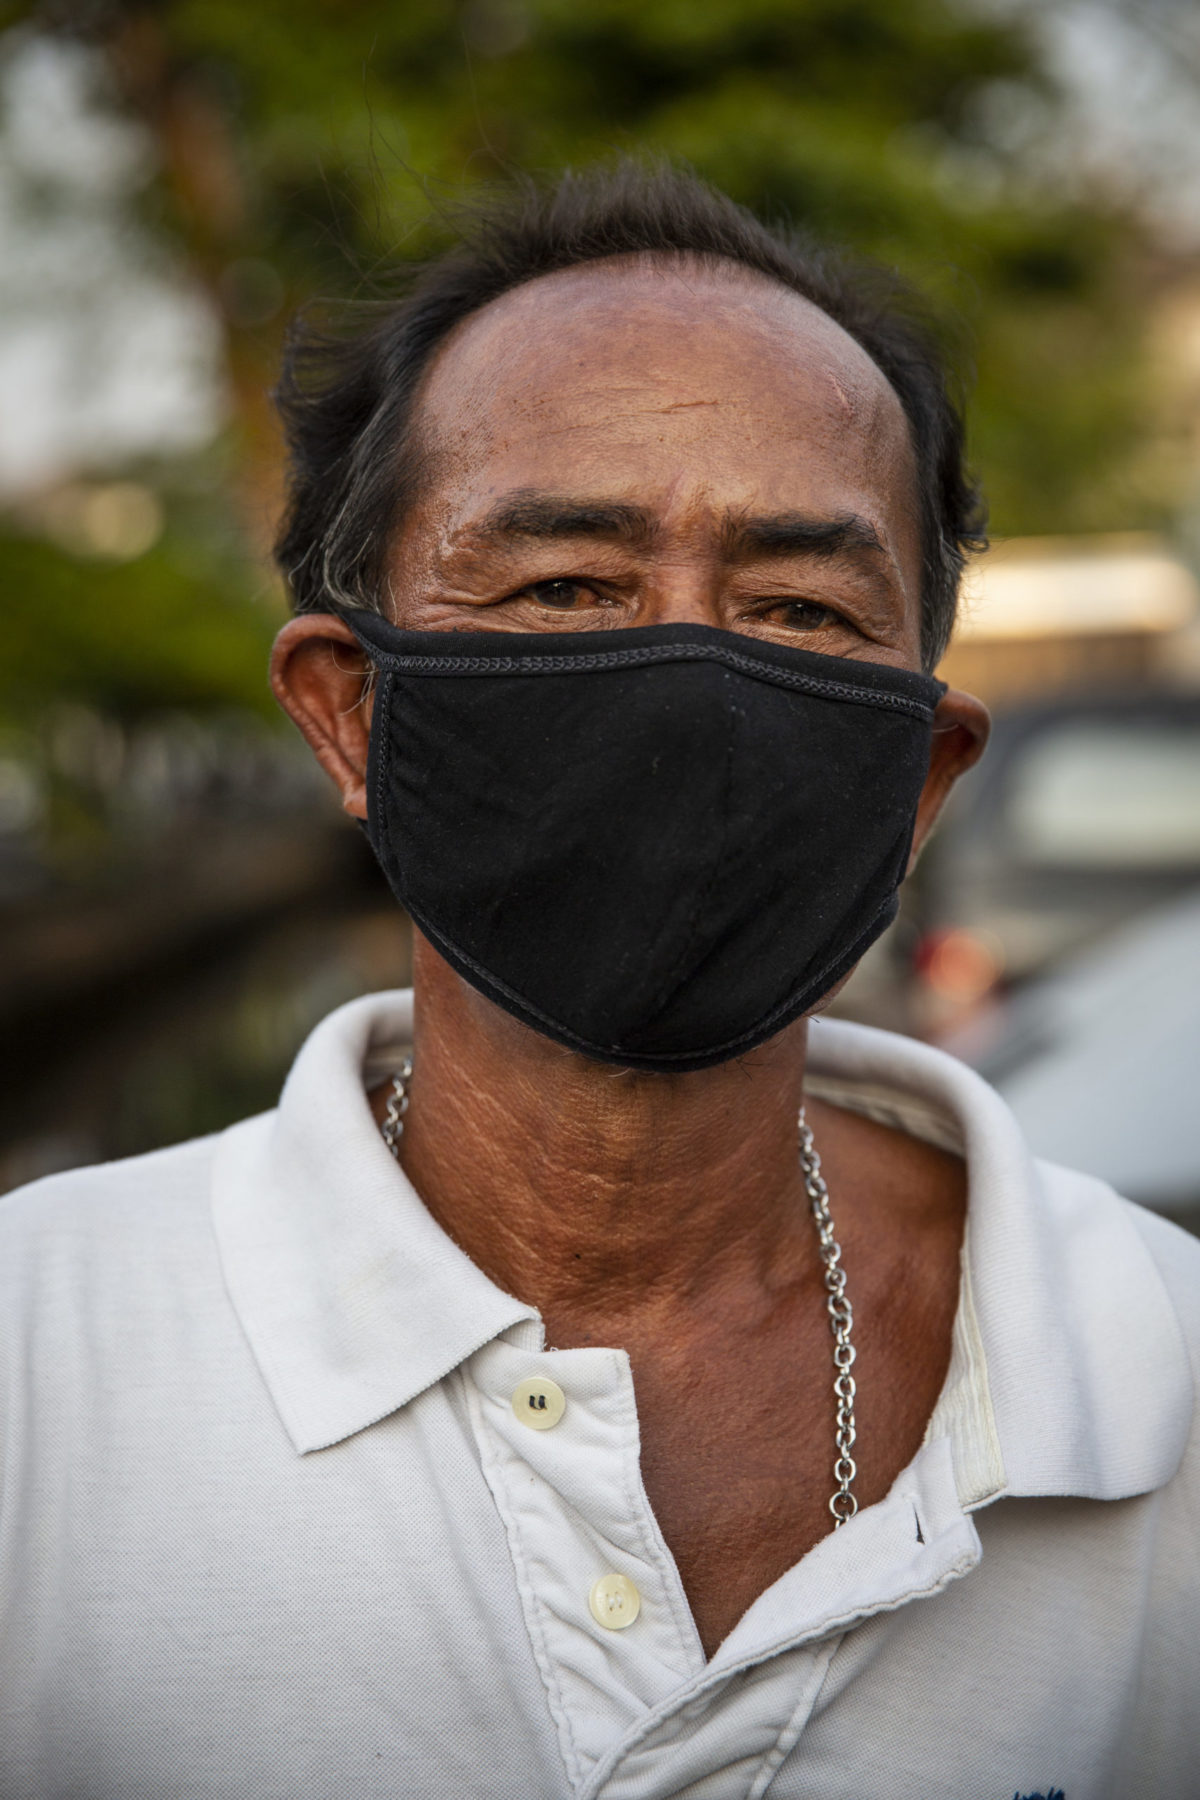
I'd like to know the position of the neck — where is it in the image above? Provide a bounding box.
[395,933,818,1343]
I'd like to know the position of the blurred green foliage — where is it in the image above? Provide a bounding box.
[0,521,276,723]
[151,0,1151,519]
[5,0,1172,724]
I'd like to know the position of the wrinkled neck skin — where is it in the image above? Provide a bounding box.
[393,927,839,1346]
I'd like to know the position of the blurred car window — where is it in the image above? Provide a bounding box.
[1005,722,1200,867]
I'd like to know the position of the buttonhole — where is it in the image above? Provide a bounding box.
[913,1504,925,1545]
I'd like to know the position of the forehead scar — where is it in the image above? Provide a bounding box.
[824,371,857,420]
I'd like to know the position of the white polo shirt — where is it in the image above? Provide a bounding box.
[1,990,1197,1799]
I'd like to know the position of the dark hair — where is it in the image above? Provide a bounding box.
[274,160,985,669]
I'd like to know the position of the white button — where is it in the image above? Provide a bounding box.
[511,1376,566,1431]
[589,1573,641,1630]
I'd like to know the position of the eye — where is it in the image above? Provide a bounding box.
[768,599,841,632]
[520,579,594,610]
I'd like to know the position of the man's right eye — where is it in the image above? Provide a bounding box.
[519,579,592,609]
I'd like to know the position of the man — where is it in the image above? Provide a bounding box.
[1,164,1197,1798]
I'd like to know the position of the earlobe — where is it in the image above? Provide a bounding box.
[907,687,990,871]
[269,614,375,820]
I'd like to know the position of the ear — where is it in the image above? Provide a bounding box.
[270,614,375,821]
[907,687,990,872]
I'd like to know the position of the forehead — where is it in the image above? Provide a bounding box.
[410,255,915,508]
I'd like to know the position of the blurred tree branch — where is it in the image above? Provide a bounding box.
[4,0,1194,729]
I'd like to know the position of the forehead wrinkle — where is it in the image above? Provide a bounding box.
[426,272,892,426]
[417,278,907,491]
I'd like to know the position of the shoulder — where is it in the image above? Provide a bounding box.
[1117,1189,1200,1354]
[1,1130,221,1230]
[1122,1198,1200,1509]
[0,1126,292,1550]
[1035,1154,1200,1321]
[0,1126,278,1448]
[1027,1156,1200,1497]
[1033,1152,1200,1367]
[1037,1156,1200,1411]
[0,1127,258,1315]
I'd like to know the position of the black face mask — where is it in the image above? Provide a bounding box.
[345,615,944,1073]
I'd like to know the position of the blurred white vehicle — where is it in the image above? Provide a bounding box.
[921,691,1200,982]
[950,887,1200,1227]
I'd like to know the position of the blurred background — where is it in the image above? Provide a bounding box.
[2,0,1199,1222]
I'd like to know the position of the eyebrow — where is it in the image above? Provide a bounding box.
[472,492,658,551]
[720,511,886,561]
[468,491,887,565]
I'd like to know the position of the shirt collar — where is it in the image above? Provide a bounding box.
[211,990,539,1454]
[212,991,1192,1502]
[805,1015,1192,1506]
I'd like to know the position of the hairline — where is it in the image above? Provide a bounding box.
[273,164,985,669]
[400,247,920,564]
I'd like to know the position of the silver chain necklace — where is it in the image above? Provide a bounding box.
[381,1063,858,1527]
[798,1109,858,1525]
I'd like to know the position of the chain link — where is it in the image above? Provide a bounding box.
[381,1058,412,1158]
[799,1108,859,1526]
[380,1065,857,1530]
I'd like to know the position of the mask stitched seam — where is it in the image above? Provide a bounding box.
[354,641,938,722]
[372,669,396,863]
[403,884,899,1067]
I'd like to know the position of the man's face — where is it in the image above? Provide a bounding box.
[387,255,927,671]
[271,253,986,878]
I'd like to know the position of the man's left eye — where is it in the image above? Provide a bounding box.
[771,600,838,631]
[523,579,590,609]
